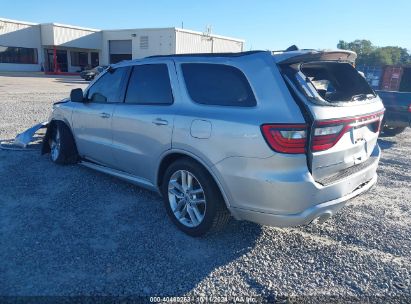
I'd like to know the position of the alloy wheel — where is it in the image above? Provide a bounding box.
[50,128,61,162]
[168,170,206,228]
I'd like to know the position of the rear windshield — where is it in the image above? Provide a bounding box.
[286,61,375,103]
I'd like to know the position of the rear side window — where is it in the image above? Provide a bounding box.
[181,63,256,107]
[125,64,173,105]
[87,67,128,103]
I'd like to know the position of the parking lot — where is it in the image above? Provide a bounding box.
[0,74,410,302]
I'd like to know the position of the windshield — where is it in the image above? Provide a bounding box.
[300,61,375,102]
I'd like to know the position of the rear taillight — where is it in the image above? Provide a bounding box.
[312,110,385,152]
[261,124,307,154]
[408,104,411,112]
[312,124,345,151]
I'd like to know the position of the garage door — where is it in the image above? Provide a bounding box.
[109,40,132,64]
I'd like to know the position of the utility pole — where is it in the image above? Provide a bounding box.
[203,25,213,53]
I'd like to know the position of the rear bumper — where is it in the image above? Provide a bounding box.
[214,144,381,227]
[230,174,376,227]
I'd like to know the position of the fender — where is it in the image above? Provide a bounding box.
[156,148,233,210]
[41,118,77,155]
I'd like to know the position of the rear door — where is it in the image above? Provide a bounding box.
[278,52,385,183]
[110,60,178,183]
[72,66,129,166]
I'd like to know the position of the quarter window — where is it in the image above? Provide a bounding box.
[181,63,256,107]
[125,64,173,105]
[86,67,128,103]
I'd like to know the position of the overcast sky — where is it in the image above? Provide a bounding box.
[2,0,410,51]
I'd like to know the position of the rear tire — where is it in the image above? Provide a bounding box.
[49,121,78,165]
[383,126,406,136]
[161,158,230,237]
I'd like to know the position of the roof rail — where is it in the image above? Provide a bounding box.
[146,50,266,59]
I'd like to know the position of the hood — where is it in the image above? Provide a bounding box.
[53,98,70,105]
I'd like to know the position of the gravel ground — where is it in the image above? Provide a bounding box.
[0,74,410,303]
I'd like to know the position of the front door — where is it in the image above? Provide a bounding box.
[46,49,68,72]
[111,61,177,183]
[71,66,129,166]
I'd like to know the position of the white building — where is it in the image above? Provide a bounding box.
[0,18,245,73]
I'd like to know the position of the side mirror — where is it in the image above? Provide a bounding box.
[70,88,84,102]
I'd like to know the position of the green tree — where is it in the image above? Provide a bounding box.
[337,40,374,55]
[337,40,349,50]
[337,40,410,66]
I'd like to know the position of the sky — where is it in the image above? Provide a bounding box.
[1,0,410,51]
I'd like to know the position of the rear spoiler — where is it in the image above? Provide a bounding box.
[274,50,357,65]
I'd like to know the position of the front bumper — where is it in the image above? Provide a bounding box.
[213,144,380,227]
[80,73,93,79]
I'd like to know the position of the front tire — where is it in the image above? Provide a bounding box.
[49,122,78,165]
[161,159,230,237]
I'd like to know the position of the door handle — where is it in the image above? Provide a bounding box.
[100,112,111,119]
[152,118,169,126]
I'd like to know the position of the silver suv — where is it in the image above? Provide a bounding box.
[43,50,385,236]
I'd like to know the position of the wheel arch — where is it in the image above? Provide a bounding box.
[156,150,232,209]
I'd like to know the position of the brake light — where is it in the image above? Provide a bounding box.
[261,124,307,154]
[312,110,385,152]
[408,104,411,112]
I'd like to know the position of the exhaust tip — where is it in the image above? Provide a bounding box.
[312,211,332,225]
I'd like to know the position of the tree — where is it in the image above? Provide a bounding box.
[337,40,349,50]
[337,40,411,66]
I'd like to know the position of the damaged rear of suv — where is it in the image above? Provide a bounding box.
[216,49,385,229]
[277,50,384,183]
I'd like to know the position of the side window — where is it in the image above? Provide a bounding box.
[87,67,128,103]
[181,63,256,107]
[125,64,173,105]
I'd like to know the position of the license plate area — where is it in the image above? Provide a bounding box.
[352,126,366,143]
[351,126,370,164]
